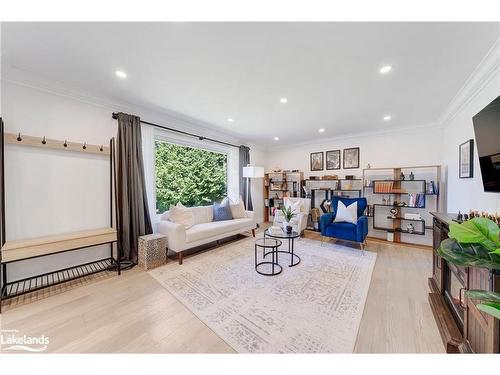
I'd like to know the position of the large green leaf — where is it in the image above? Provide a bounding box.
[437,238,500,270]
[477,302,500,320]
[448,218,500,252]
[466,290,500,303]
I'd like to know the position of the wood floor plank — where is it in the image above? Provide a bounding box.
[1,229,443,353]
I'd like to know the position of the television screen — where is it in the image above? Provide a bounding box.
[472,95,500,192]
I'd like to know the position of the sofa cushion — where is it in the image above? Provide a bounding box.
[191,205,213,225]
[213,199,233,221]
[229,199,246,219]
[325,222,358,242]
[186,218,252,243]
[333,200,358,224]
[168,203,194,229]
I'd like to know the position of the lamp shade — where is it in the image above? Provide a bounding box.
[242,165,264,178]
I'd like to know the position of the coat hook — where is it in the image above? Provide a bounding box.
[83,142,87,150]
[42,136,47,145]
[17,133,22,142]
[100,145,103,152]
[64,140,68,147]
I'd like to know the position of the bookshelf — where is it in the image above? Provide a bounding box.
[362,165,441,246]
[263,171,304,222]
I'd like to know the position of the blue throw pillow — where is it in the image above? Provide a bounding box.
[213,199,233,221]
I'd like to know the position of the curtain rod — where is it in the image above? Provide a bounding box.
[111,112,245,149]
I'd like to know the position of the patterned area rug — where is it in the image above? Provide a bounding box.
[149,236,376,353]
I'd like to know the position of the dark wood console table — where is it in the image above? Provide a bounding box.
[429,212,500,353]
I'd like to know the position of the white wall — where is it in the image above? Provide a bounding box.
[265,125,443,178]
[440,40,500,214]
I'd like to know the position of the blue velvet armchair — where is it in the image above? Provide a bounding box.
[319,197,368,251]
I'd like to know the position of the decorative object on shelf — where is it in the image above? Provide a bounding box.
[426,181,437,194]
[322,175,338,180]
[457,211,463,221]
[366,163,371,169]
[389,207,398,219]
[345,175,355,180]
[400,171,405,180]
[309,175,320,180]
[409,172,415,180]
[437,217,500,320]
[387,229,394,242]
[406,223,415,234]
[408,193,425,208]
[343,147,360,169]
[404,213,422,220]
[459,139,474,178]
[364,179,371,187]
[326,149,341,170]
[310,152,324,171]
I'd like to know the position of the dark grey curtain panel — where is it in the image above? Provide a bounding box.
[239,146,253,211]
[116,112,153,264]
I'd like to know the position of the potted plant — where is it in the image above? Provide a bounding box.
[437,217,500,319]
[280,206,296,234]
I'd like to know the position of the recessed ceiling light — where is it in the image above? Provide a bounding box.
[273,137,280,141]
[227,118,234,122]
[115,70,127,79]
[379,65,392,74]
[383,115,392,121]
[318,128,325,133]
[280,97,288,104]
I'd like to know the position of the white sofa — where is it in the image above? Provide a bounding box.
[273,197,311,234]
[158,205,256,264]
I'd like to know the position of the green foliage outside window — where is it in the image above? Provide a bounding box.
[155,141,227,213]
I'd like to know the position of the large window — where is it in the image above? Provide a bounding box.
[155,140,228,213]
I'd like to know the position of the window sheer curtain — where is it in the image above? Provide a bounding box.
[239,146,252,210]
[116,112,153,264]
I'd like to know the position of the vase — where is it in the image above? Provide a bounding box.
[283,221,293,234]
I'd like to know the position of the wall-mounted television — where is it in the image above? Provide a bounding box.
[472,95,500,192]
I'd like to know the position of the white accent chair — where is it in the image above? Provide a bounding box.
[273,197,311,235]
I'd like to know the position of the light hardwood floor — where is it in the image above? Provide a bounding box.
[0,230,444,353]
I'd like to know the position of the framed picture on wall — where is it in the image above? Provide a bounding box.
[459,139,474,178]
[310,152,324,171]
[326,150,341,170]
[343,147,360,169]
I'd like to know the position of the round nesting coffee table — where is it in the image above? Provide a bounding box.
[264,229,301,267]
[254,237,282,276]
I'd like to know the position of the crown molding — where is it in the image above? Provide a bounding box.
[438,37,500,127]
[1,65,245,146]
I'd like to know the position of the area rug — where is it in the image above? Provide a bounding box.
[149,236,376,353]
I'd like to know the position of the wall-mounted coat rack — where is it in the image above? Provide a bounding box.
[0,120,119,313]
[5,132,110,155]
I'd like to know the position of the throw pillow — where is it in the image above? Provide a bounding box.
[169,202,195,229]
[333,200,358,225]
[285,199,302,215]
[229,198,246,219]
[213,199,233,221]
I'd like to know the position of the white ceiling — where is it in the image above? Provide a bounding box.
[2,22,499,146]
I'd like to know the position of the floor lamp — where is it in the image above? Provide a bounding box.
[242,165,264,210]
